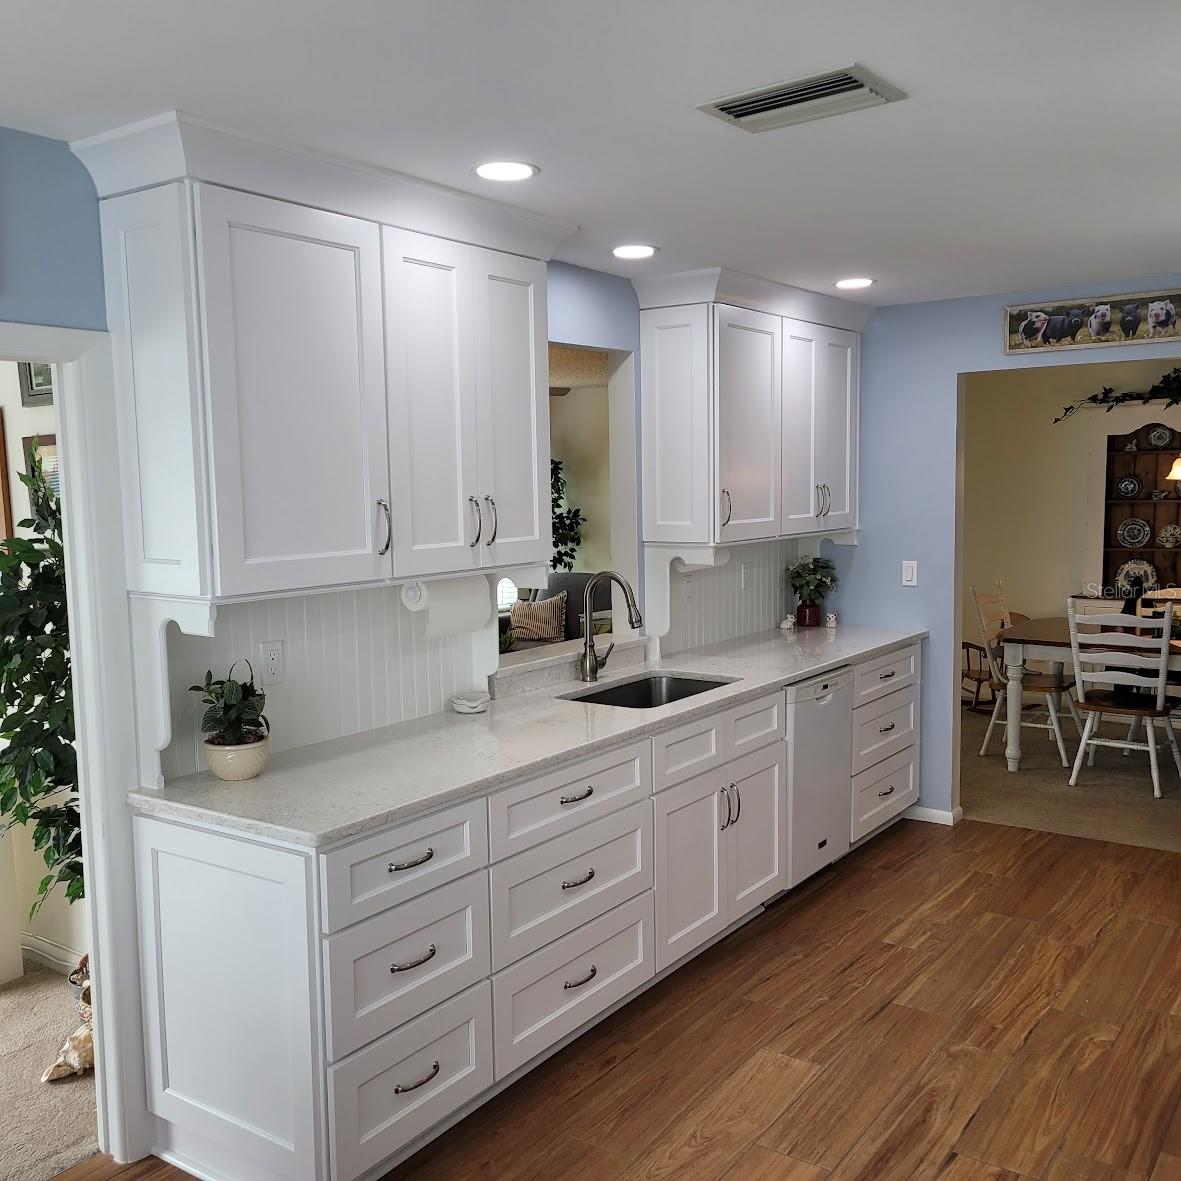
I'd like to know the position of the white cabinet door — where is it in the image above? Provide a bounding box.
[195,184,391,595]
[815,325,859,531]
[781,318,821,535]
[472,248,550,568]
[714,305,781,543]
[653,770,728,971]
[384,228,482,577]
[640,305,712,544]
[725,744,788,918]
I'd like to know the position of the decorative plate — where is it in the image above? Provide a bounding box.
[1115,559,1159,596]
[1149,426,1174,448]
[1159,524,1181,548]
[1116,517,1153,548]
[1115,474,1143,498]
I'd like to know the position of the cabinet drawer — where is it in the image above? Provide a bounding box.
[328,983,492,1181]
[323,873,490,1061]
[726,693,785,756]
[851,684,919,776]
[853,643,920,709]
[321,800,488,932]
[488,741,651,860]
[652,712,725,792]
[489,801,652,971]
[852,746,919,841]
[492,892,654,1078]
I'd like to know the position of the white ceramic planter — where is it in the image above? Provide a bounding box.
[204,737,270,782]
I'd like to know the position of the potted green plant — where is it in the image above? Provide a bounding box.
[189,661,271,782]
[551,458,585,572]
[787,556,839,628]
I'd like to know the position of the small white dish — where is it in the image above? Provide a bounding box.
[451,692,491,715]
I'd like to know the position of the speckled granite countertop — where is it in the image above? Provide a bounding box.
[128,626,925,848]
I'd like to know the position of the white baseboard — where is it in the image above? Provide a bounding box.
[903,805,963,827]
[21,933,84,975]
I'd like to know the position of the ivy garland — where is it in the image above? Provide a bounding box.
[1054,366,1181,423]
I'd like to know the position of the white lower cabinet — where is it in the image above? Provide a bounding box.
[328,983,493,1181]
[492,892,655,1078]
[654,740,788,972]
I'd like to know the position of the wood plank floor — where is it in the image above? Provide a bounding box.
[56,820,1181,1181]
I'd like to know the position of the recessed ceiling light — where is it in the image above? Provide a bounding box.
[613,244,659,260]
[474,161,539,182]
[835,276,874,290]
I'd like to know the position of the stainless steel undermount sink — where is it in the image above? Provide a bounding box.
[561,672,737,709]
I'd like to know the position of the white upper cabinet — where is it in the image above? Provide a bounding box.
[781,318,859,535]
[472,248,549,569]
[814,325,859,531]
[714,305,781,543]
[100,179,550,600]
[384,229,481,577]
[197,186,391,595]
[641,299,858,547]
[384,233,549,578]
[640,304,713,545]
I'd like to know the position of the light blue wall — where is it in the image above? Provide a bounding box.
[547,261,640,355]
[826,272,1181,815]
[0,125,105,331]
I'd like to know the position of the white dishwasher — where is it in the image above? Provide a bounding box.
[785,667,854,888]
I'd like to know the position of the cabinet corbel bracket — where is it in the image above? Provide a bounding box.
[129,595,217,790]
[643,545,732,648]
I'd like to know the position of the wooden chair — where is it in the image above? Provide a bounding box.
[973,583,1076,766]
[1067,599,1181,798]
[961,641,992,711]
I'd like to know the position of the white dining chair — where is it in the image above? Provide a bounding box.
[973,583,1076,767]
[1067,599,1181,798]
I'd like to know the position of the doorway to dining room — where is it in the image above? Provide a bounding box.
[957,357,1181,849]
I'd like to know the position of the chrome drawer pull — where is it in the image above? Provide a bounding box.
[721,488,733,527]
[879,722,896,734]
[388,847,434,873]
[377,499,393,556]
[879,670,897,680]
[561,867,595,890]
[394,1059,440,1095]
[484,495,498,545]
[390,944,437,974]
[720,786,733,831]
[564,964,598,990]
[730,783,741,825]
[468,496,483,547]
[878,786,896,798]
[559,785,594,806]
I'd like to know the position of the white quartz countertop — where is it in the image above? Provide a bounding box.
[128,626,925,848]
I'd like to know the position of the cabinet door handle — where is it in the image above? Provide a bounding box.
[468,496,483,547]
[561,867,595,890]
[721,488,733,527]
[563,964,598,990]
[822,484,832,517]
[559,785,594,806]
[484,495,498,545]
[815,484,823,517]
[878,785,896,799]
[388,847,434,873]
[720,786,733,830]
[879,722,896,734]
[390,944,437,973]
[394,1059,440,1095]
[878,670,897,681]
[377,498,392,555]
[730,783,741,825]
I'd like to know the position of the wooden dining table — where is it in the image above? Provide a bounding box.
[997,615,1181,771]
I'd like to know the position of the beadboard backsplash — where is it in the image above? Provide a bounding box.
[662,539,799,655]
[161,586,485,781]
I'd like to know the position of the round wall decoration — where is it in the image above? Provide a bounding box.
[1159,524,1181,548]
[1115,559,1159,596]
[1116,517,1152,548]
[1115,474,1143,498]
[1148,426,1174,448]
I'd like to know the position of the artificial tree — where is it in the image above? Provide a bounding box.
[551,458,585,572]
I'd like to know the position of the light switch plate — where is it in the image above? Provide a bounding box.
[901,561,918,587]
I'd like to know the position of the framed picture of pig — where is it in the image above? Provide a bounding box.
[1005,288,1180,354]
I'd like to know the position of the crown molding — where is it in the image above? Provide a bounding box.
[72,111,577,261]
[631,267,872,332]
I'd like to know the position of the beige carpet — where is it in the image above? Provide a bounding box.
[960,703,1181,851]
[0,960,97,1181]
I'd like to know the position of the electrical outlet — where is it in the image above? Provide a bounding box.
[740,562,751,590]
[901,560,918,587]
[258,640,284,685]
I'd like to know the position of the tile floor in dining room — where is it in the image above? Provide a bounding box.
[58,819,1181,1181]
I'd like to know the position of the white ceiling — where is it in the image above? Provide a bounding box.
[6,0,1181,304]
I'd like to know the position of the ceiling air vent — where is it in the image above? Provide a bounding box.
[700,64,905,133]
